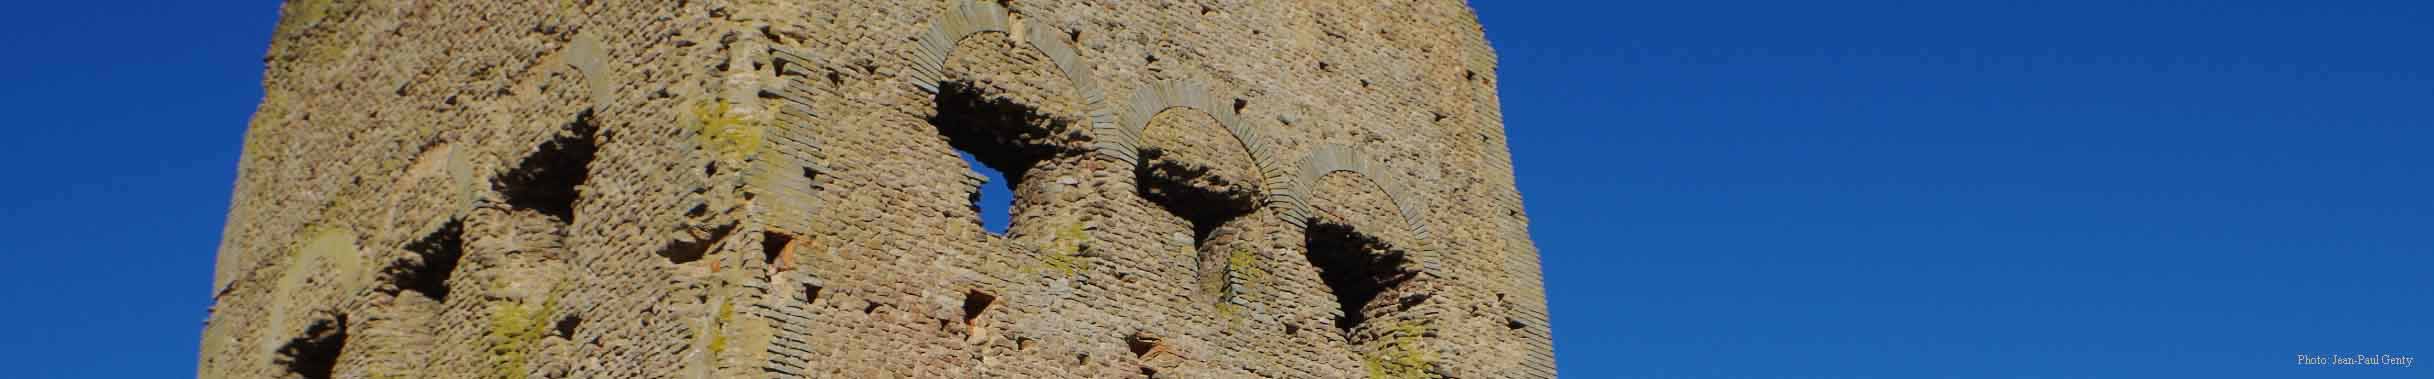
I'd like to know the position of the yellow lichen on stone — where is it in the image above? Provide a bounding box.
[709,300,736,353]
[1225,248,1262,286]
[689,99,765,161]
[688,271,748,376]
[1038,247,1083,277]
[1020,218,1094,276]
[484,302,538,379]
[1361,321,1440,379]
[1214,248,1262,320]
[1215,302,1242,320]
[1034,218,1093,276]
[484,290,558,379]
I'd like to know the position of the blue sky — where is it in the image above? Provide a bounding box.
[2,1,2428,378]
[1472,1,2431,377]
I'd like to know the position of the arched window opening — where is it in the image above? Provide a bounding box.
[276,313,349,379]
[929,80,1073,236]
[1132,105,1264,251]
[1303,222,1412,336]
[1135,146,1262,245]
[1132,107,1267,309]
[496,111,597,224]
[393,220,464,302]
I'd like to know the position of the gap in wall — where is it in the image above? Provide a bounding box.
[960,150,1013,234]
[928,80,1069,236]
[497,111,599,223]
[395,219,465,302]
[277,314,349,379]
[1303,222,1409,336]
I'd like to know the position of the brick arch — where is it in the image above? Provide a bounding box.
[903,0,1114,139]
[564,32,611,104]
[1105,79,1284,186]
[258,228,365,354]
[1277,143,1447,298]
[1279,144,1430,241]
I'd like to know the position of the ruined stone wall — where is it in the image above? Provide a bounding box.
[203,1,1551,378]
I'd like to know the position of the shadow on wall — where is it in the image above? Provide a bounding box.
[1303,222,1413,336]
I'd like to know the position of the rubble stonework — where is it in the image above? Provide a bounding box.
[204,1,1552,378]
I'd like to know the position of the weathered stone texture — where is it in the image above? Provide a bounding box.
[204,1,1551,378]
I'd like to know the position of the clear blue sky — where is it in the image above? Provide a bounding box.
[2,1,2427,378]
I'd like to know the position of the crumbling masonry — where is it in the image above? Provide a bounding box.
[203,1,1550,378]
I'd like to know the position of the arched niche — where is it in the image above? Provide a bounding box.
[1279,144,1431,241]
[1280,144,1446,374]
[1101,79,1282,177]
[896,0,1118,241]
[1264,143,1442,280]
[904,0,1113,142]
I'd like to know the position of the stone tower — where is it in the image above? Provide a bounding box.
[202,1,1551,378]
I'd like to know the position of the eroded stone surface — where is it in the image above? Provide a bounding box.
[206,1,1551,378]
